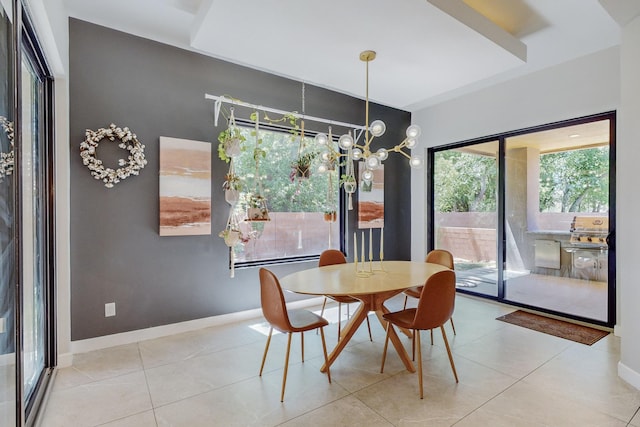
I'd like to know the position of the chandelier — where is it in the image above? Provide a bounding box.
[314,51,422,203]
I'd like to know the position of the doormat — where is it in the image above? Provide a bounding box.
[496,310,610,345]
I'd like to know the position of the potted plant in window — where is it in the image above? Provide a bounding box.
[340,174,357,194]
[222,173,243,205]
[290,151,317,181]
[323,209,337,222]
[247,193,270,221]
[217,126,245,163]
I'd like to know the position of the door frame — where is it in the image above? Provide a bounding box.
[427,111,616,328]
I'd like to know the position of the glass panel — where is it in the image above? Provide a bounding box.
[231,127,340,263]
[504,120,610,322]
[20,54,45,401]
[0,2,15,426]
[433,140,499,296]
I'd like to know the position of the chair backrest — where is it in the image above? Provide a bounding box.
[425,249,454,270]
[412,270,456,331]
[319,249,347,267]
[259,268,292,333]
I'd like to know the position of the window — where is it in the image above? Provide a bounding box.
[539,146,609,213]
[231,125,340,264]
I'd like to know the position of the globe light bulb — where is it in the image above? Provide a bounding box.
[318,162,328,173]
[406,124,421,139]
[362,169,374,182]
[366,155,381,170]
[321,151,331,161]
[370,120,386,137]
[338,133,354,150]
[409,155,423,169]
[352,148,363,160]
[376,148,388,161]
[405,137,417,149]
[315,132,328,145]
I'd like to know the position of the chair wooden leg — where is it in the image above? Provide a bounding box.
[417,329,423,399]
[440,325,459,383]
[450,317,457,335]
[319,327,331,384]
[403,295,408,309]
[412,331,416,361]
[337,303,342,342]
[259,327,273,376]
[301,332,304,363]
[318,297,328,335]
[365,315,373,342]
[380,323,391,373]
[281,332,293,402]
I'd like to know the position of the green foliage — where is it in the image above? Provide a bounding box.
[434,150,497,212]
[233,127,337,213]
[217,127,245,163]
[539,147,609,212]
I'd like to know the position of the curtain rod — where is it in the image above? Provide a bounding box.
[205,94,368,133]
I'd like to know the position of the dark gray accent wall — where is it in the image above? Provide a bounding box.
[69,18,412,340]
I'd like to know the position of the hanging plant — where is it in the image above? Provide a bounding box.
[323,210,337,222]
[341,174,357,194]
[290,151,317,181]
[247,193,270,221]
[217,127,245,163]
[217,108,245,163]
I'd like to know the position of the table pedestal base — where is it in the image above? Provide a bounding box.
[320,290,415,373]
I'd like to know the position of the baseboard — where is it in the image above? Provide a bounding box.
[618,361,640,391]
[68,297,324,356]
[57,352,73,368]
[614,324,621,337]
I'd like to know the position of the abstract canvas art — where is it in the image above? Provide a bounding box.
[159,137,211,236]
[358,162,384,228]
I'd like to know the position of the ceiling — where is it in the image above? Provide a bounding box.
[61,0,631,112]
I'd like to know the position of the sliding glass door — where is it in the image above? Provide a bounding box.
[503,118,613,323]
[432,140,499,297]
[0,2,16,425]
[430,113,615,327]
[0,2,56,425]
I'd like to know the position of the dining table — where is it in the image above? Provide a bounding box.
[279,260,451,373]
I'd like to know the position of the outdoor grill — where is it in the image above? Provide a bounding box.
[566,216,609,281]
[568,216,609,248]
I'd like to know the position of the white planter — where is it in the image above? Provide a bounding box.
[224,230,240,247]
[224,138,241,158]
[225,189,239,205]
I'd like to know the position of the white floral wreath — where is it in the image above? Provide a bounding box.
[0,116,14,181]
[80,123,147,188]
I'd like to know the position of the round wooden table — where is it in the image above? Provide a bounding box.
[279,260,450,373]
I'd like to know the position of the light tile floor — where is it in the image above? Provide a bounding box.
[39,295,640,427]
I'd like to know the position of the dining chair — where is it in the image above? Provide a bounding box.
[403,249,457,348]
[258,268,331,402]
[381,269,459,399]
[318,249,373,342]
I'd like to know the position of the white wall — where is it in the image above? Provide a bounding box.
[618,13,640,390]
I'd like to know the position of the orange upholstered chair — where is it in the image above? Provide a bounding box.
[403,249,456,346]
[318,249,372,342]
[381,269,459,399]
[258,268,331,402]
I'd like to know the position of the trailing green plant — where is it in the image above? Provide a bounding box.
[217,127,245,163]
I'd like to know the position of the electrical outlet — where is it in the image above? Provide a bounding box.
[105,302,116,317]
[0,317,5,334]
